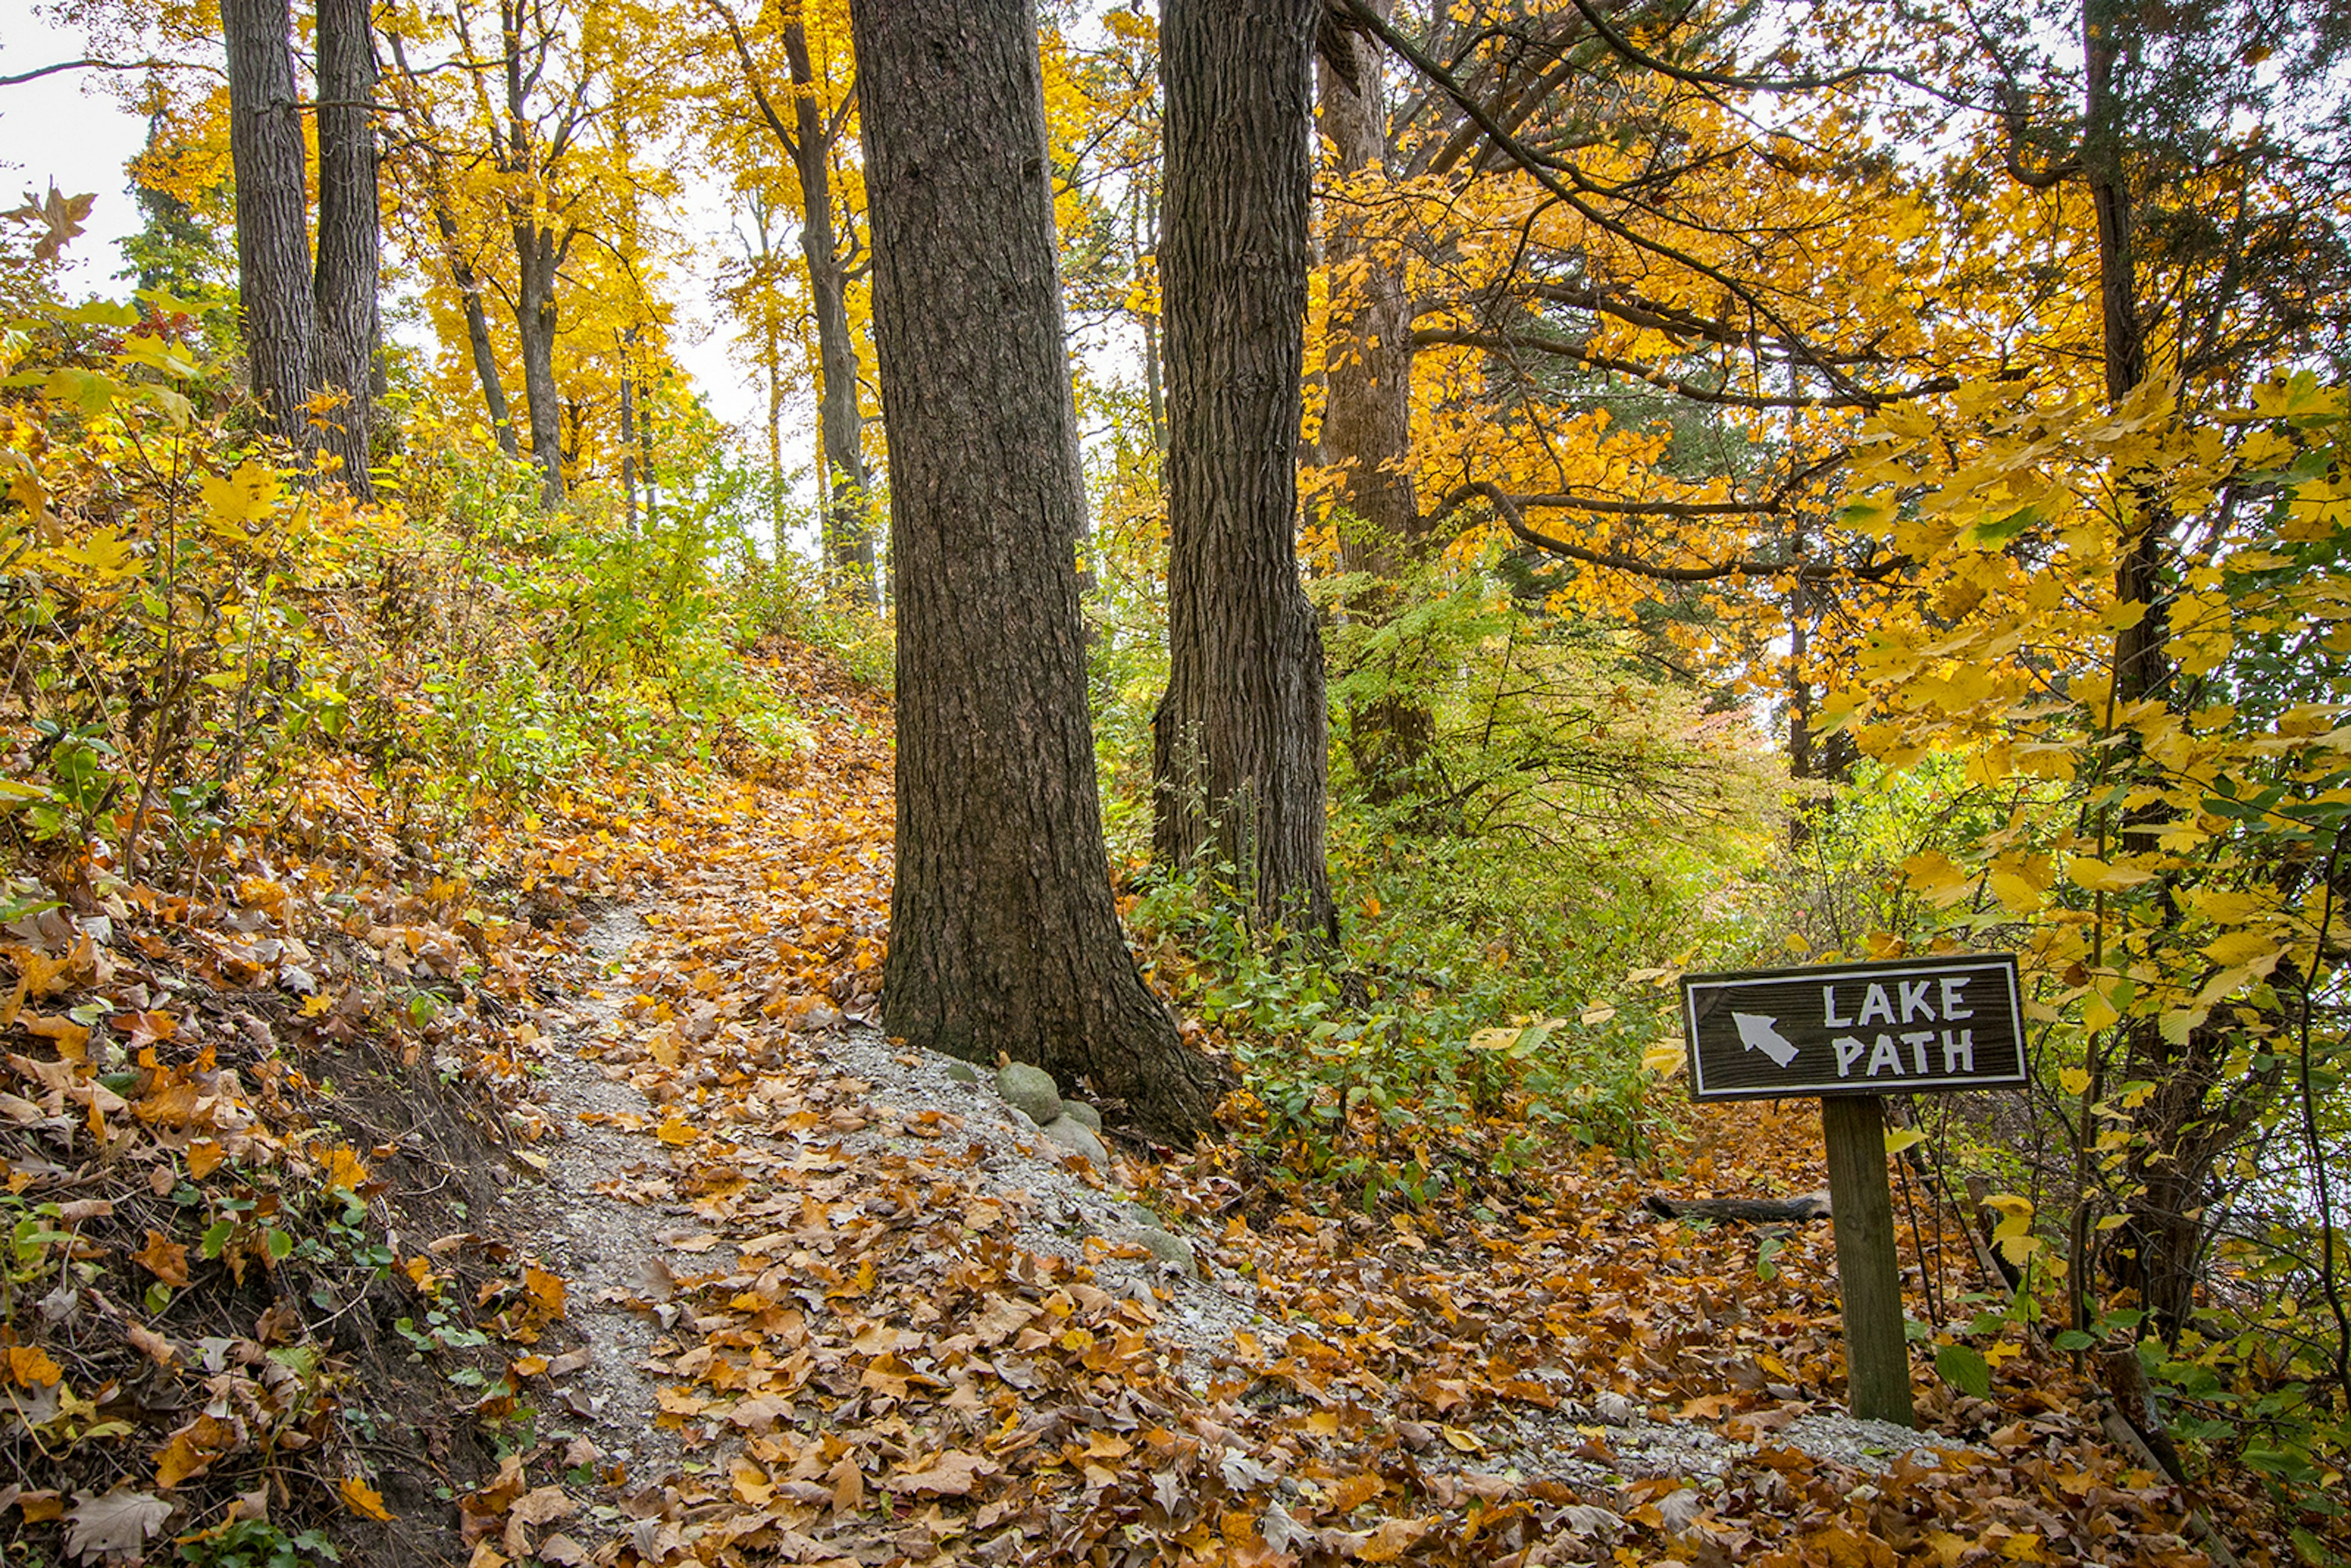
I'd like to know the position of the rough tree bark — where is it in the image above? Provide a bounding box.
[222,0,317,450]
[1155,0,1337,943]
[850,0,1220,1142]
[313,0,378,497]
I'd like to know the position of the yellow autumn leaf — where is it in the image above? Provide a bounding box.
[1641,1038,1685,1076]
[2202,929,2281,969]
[338,1476,395,1521]
[1884,1128,1925,1155]
[2065,857,2154,894]
[8,1344,62,1387]
[321,1145,369,1195]
[48,527,140,581]
[200,462,283,539]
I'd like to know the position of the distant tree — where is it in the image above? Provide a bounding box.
[220,0,379,494]
[850,0,1220,1141]
[312,0,378,495]
[221,0,317,452]
[1154,0,1337,943]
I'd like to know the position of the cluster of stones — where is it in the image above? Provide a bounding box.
[944,1057,1199,1279]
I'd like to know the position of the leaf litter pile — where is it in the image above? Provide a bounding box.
[2,643,2276,1566]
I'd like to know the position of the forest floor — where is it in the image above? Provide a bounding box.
[0,642,2279,1567]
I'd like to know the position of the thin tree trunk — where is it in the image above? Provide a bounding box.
[386,30,519,459]
[222,0,317,450]
[1318,0,1431,806]
[441,212,519,457]
[502,0,564,505]
[618,333,639,533]
[784,16,877,607]
[512,219,565,504]
[1318,0,1415,566]
[1155,0,1337,943]
[313,0,378,497]
[852,0,1218,1143]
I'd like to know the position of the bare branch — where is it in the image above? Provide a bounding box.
[0,56,222,89]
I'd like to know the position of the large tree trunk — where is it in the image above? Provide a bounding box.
[852,0,1219,1143]
[1155,0,1337,943]
[784,17,878,607]
[222,0,317,450]
[313,0,378,498]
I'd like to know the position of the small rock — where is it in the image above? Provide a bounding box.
[1040,1115,1109,1168]
[996,1062,1063,1125]
[945,1060,980,1084]
[1593,1391,1637,1425]
[1060,1099,1101,1133]
[1120,1225,1197,1278]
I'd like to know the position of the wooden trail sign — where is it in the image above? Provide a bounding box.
[1680,954,2024,1102]
[1674,953,2027,1427]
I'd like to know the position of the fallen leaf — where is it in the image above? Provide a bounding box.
[882,1451,997,1498]
[132,1229,190,1286]
[62,1488,172,1562]
[339,1476,395,1521]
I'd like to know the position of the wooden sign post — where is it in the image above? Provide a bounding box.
[1678,954,2026,1427]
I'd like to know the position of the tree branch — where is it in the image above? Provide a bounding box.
[0,56,222,89]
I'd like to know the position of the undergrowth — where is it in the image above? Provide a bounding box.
[0,283,872,1562]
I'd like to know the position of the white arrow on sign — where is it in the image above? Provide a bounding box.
[1731,1011,1800,1068]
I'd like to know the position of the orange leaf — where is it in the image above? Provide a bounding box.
[321,1145,369,1195]
[339,1476,396,1521]
[7,1344,62,1387]
[186,1139,225,1179]
[523,1265,566,1316]
[133,1229,191,1286]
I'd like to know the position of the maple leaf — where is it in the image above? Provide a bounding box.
[338,1476,395,1521]
[4,185,95,263]
[881,1451,997,1498]
[7,1345,62,1388]
[61,1488,171,1562]
[132,1229,191,1286]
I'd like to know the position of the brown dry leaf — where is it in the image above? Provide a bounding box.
[62,1488,172,1562]
[1357,1517,1431,1564]
[881,1451,997,1498]
[827,1454,864,1516]
[968,1296,1037,1347]
[132,1229,190,1286]
[523,1264,567,1316]
[503,1485,574,1554]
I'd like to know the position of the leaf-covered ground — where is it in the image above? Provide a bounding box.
[1,643,2287,1566]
